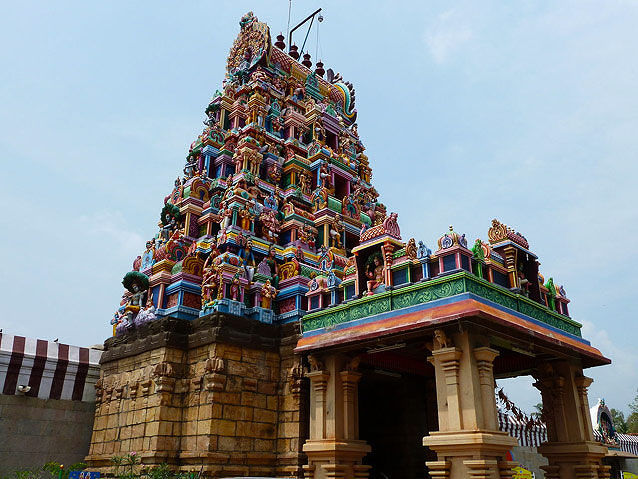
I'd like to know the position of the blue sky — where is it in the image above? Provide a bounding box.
[1,1,636,415]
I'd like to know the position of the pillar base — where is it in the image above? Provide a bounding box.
[537,441,608,479]
[303,439,371,479]
[423,430,518,479]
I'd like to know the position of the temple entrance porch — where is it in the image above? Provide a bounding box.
[358,349,438,479]
[296,314,610,479]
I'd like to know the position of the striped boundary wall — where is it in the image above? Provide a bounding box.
[0,333,102,402]
[498,411,548,447]
[499,410,638,456]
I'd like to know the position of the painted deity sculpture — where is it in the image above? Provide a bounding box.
[202,266,221,307]
[229,272,241,301]
[329,218,343,249]
[260,280,276,309]
[120,271,149,328]
[266,247,280,288]
[365,253,385,295]
[159,204,180,243]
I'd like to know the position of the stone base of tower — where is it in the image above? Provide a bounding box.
[85,313,308,478]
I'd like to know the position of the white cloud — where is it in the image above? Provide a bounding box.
[79,211,145,256]
[423,9,473,64]
[582,320,638,411]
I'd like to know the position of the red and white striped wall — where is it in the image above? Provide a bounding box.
[499,410,638,456]
[498,410,547,447]
[0,333,102,402]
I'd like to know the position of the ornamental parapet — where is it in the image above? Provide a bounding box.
[302,271,582,337]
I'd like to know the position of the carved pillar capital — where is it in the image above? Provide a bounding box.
[307,370,330,391]
[575,375,595,442]
[429,347,463,384]
[339,371,362,399]
[289,360,305,405]
[473,347,499,385]
[574,375,593,390]
[474,346,499,431]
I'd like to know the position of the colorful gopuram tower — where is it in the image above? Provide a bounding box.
[87,12,611,479]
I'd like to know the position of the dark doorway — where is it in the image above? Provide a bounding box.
[358,356,438,479]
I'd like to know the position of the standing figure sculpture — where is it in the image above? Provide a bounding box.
[329,218,344,249]
[260,280,277,309]
[266,246,280,288]
[201,265,220,307]
[230,272,241,301]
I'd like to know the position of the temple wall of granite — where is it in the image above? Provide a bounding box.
[0,395,95,476]
[86,316,306,478]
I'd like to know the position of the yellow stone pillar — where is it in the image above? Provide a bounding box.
[303,354,371,479]
[534,361,609,479]
[423,330,517,479]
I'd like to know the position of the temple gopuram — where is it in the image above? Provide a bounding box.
[86,12,612,479]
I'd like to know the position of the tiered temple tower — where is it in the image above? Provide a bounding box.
[87,12,611,479]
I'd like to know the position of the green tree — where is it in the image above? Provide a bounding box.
[610,408,628,433]
[627,389,638,433]
[530,402,543,420]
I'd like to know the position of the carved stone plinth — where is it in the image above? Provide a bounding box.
[598,465,612,479]
[498,460,517,479]
[463,459,498,479]
[424,430,517,479]
[303,439,371,479]
[425,460,451,478]
[537,441,608,479]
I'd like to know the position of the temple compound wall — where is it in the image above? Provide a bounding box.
[87,314,307,477]
[0,396,96,475]
[0,333,101,475]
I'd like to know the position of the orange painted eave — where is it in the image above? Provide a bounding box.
[296,298,610,366]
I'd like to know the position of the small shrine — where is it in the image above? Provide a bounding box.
[88,12,612,479]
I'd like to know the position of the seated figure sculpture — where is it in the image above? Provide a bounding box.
[365,253,385,295]
[119,271,149,330]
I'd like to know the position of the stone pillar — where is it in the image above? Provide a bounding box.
[423,330,517,479]
[475,347,499,431]
[340,369,361,440]
[534,361,608,479]
[303,354,371,479]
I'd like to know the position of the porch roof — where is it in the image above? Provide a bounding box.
[296,272,609,367]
